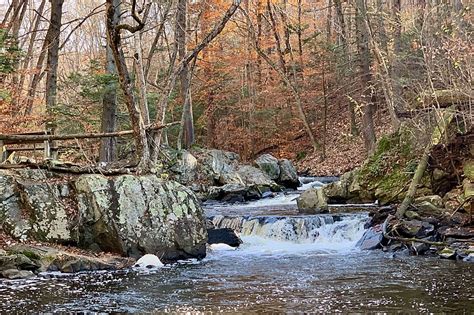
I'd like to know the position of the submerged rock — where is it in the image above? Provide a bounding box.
[207,228,242,247]
[0,244,134,275]
[438,247,457,259]
[209,243,237,251]
[1,269,35,279]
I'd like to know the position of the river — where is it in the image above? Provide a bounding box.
[0,178,473,313]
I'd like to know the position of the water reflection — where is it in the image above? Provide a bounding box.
[1,248,473,313]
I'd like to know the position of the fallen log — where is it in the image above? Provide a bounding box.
[0,122,179,143]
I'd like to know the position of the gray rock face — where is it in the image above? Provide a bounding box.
[1,269,35,279]
[74,175,207,261]
[278,159,299,189]
[0,169,208,262]
[297,188,328,214]
[189,149,281,201]
[356,226,383,250]
[1,244,134,275]
[255,154,280,180]
[0,169,76,243]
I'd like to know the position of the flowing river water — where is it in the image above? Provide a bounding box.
[0,178,473,313]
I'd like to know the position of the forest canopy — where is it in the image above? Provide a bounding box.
[0,0,472,174]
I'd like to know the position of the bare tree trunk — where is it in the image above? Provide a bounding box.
[151,0,242,161]
[391,0,404,116]
[45,0,65,113]
[16,0,46,115]
[267,0,286,74]
[9,0,28,112]
[99,0,119,163]
[134,32,150,125]
[106,0,151,171]
[176,0,194,150]
[334,0,359,136]
[355,0,376,155]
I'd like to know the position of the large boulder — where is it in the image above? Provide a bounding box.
[297,188,328,214]
[0,169,208,262]
[356,225,383,250]
[255,154,280,180]
[75,175,207,261]
[278,159,299,189]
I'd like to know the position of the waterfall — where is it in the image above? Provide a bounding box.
[212,213,369,248]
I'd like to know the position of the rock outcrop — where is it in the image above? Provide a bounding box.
[255,154,280,180]
[173,149,282,201]
[0,169,208,262]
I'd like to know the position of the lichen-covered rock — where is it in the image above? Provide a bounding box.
[75,175,207,261]
[255,154,280,180]
[0,169,76,243]
[297,188,328,213]
[0,169,208,262]
[201,149,240,180]
[237,165,276,187]
[278,159,299,189]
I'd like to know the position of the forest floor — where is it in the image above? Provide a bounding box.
[275,102,394,176]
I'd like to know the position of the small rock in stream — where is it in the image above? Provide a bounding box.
[207,228,242,248]
[356,225,383,250]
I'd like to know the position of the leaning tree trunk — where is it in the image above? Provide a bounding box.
[395,109,454,218]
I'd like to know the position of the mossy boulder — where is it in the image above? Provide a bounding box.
[352,130,433,205]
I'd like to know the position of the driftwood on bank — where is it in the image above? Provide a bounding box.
[0,122,179,143]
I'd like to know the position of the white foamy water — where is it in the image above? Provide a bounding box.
[212,213,369,255]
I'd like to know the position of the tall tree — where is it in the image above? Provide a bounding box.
[45,0,65,113]
[106,0,151,171]
[355,0,376,154]
[99,0,120,163]
[176,0,194,150]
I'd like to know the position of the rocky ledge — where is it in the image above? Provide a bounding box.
[0,242,134,279]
